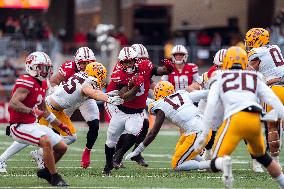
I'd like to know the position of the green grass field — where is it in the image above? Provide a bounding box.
[0,122,282,188]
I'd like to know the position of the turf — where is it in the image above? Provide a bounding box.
[0,122,281,188]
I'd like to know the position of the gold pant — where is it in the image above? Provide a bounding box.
[212,111,265,158]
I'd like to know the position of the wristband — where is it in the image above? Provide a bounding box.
[46,113,56,122]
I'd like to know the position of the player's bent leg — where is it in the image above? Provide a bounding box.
[131,119,149,167]
[268,121,281,157]
[0,141,28,173]
[53,141,68,163]
[103,144,115,175]
[81,119,99,169]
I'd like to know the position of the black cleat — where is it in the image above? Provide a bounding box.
[102,164,113,175]
[50,173,69,186]
[131,154,149,167]
[37,168,51,183]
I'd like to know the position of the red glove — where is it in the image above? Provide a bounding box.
[58,123,72,136]
[162,59,174,73]
[32,107,44,118]
[132,74,144,87]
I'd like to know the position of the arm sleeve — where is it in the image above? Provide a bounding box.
[257,80,284,119]
[187,90,209,102]
[193,72,202,84]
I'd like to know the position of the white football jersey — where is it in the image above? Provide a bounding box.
[149,90,208,134]
[205,70,284,122]
[249,45,284,82]
[50,72,99,109]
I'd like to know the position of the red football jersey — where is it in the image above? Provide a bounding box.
[166,63,198,90]
[207,65,218,79]
[58,60,78,80]
[9,75,48,124]
[109,59,153,109]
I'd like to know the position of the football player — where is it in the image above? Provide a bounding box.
[41,47,101,169]
[161,45,202,91]
[245,28,284,167]
[125,81,211,171]
[193,46,284,188]
[3,52,70,186]
[114,44,152,167]
[103,46,174,174]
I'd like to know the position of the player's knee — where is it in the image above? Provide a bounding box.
[253,152,273,168]
[39,135,52,148]
[210,157,220,172]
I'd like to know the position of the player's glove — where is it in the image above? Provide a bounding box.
[31,106,44,118]
[125,143,145,160]
[161,59,174,73]
[132,74,144,87]
[58,123,72,136]
[107,90,119,97]
[194,132,208,152]
[107,96,124,105]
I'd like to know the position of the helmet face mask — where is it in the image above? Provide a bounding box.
[118,47,138,74]
[75,47,96,71]
[25,52,53,81]
[154,81,175,101]
[222,46,248,70]
[245,28,269,50]
[171,45,188,64]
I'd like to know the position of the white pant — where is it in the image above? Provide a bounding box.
[10,122,62,147]
[105,103,144,148]
[64,98,99,121]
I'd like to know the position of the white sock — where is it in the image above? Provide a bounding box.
[194,155,204,162]
[273,156,280,163]
[276,174,284,188]
[0,141,28,162]
[175,160,211,171]
[175,160,200,171]
[214,157,224,171]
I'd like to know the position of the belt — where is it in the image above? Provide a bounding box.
[117,105,144,114]
[242,106,262,113]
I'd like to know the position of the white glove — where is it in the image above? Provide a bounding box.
[47,85,58,96]
[125,143,145,160]
[107,96,124,105]
[261,109,278,121]
[194,132,208,153]
[107,90,119,97]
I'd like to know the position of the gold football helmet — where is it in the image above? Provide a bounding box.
[85,62,107,87]
[222,46,248,70]
[154,81,175,101]
[245,28,269,50]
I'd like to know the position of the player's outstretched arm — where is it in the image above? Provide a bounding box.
[82,84,124,105]
[143,109,165,147]
[152,59,174,76]
[9,88,32,114]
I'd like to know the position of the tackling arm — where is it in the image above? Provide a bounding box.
[49,72,66,87]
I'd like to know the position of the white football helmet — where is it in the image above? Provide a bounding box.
[213,49,227,66]
[171,45,188,64]
[25,51,53,81]
[74,47,96,71]
[118,47,138,74]
[131,44,149,59]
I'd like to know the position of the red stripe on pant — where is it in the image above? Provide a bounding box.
[11,126,40,145]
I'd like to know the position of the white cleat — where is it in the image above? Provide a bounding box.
[252,159,264,173]
[0,161,7,173]
[222,156,233,189]
[30,150,45,169]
